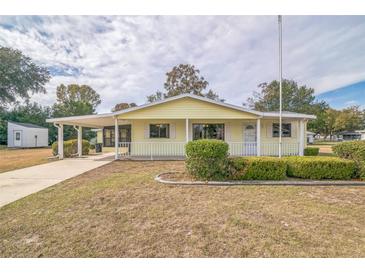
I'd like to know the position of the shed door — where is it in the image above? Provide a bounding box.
[14,130,22,147]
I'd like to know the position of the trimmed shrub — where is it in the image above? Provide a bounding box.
[185,139,229,181]
[333,140,365,161]
[90,144,96,150]
[52,139,90,157]
[333,141,365,178]
[285,156,356,180]
[228,157,287,180]
[304,147,319,156]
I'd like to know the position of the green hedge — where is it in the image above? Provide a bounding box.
[228,157,287,180]
[52,139,90,157]
[304,147,319,156]
[185,139,229,181]
[333,141,365,178]
[286,156,356,180]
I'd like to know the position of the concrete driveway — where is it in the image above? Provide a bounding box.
[0,153,114,207]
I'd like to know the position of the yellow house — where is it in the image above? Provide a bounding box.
[47,94,315,160]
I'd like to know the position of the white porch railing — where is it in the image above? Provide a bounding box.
[118,141,300,159]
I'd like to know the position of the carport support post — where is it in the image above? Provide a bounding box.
[114,117,119,160]
[77,126,82,157]
[256,118,261,156]
[299,119,305,156]
[57,124,64,160]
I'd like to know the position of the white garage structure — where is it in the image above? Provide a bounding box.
[7,121,49,148]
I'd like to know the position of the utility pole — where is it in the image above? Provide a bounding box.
[278,15,283,158]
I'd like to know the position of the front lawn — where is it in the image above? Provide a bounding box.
[0,147,53,173]
[0,161,364,257]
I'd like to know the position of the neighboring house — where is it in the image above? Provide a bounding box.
[7,121,48,148]
[46,94,315,160]
[355,130,365,140]
[337,131,361,141]
[307,131,315,144]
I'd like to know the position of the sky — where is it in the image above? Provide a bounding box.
[1,15,365,113]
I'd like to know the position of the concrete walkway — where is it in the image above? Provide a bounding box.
[0,153,114,207]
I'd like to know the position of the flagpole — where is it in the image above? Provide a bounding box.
[278,15,283,158]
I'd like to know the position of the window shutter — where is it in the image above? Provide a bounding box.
[144,124,150,139]
[170,123,176,139]
[225,123,231,141]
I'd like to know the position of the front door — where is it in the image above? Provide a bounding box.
[13,130,22,147]
[119,125,131,154]
[244,124,256,155]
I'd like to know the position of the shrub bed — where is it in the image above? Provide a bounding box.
[304,147,319,156]
[228,157,287,180]
[285,156,356,180]
[185,139,229,181]
[52,139,90,157]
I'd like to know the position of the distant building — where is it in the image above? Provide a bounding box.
[7,121,48,148]
[355,130,365,140]
[337,131,361,141]
[306,131,315,144]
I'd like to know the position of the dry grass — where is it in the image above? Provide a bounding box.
[0,161,365,257]
[0,148,54,173]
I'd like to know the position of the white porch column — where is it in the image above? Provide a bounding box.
[299,119,305,156]
[185,118,189,143]
[77,126,82,157]
[114,117,119,160]
[256,118,261,156]
[57,124,64,160]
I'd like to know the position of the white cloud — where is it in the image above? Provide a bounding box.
[1,16,365,113]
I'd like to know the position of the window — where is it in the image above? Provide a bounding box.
[150,124,169,138]
[193,124,224,140]
[15,132,20,140]
[272,123,291,137]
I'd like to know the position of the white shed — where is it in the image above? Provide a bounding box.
[7,121,48,148]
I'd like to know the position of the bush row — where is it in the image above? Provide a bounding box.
[52,139,90,157]
[185,140,357,181]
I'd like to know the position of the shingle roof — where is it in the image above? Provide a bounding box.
[9,121,47,129]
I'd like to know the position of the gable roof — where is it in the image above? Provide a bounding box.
[9,121,47,129]
[46,93,316,126]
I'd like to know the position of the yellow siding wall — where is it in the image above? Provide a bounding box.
[96,130,103,143]
[118,97,258,119]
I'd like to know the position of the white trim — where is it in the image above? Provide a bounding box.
[256,119,261,156]
[114,117,119,160]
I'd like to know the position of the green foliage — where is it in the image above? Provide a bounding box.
[185,139,229,181]
[228,157,287,180]
[147,64,223,102]
[333,106,364,132]
[52,84,101,141]
[0,47,51,108]
[89,144,95,150]
[304,147,319,156]
[333,141,365,178]
[52,139,90,157]
[0,102,55,145]
[112,102,137,112]
[333,141,365,161]
[285,156,356,180]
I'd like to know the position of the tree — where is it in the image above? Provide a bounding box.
[112,102,137,112]
[147,64,223,102]
[334,106,364,133]
[0,102,56,145]
[52,84,101,140]
[0,47,51,109]
[247,79,326,113]
[247,79,330,135]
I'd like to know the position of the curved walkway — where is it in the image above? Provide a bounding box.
[155,172,365,186]
[0,153,114,207]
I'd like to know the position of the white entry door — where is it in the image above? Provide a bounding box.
[244,124,257,155]
[14,130,22,147]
